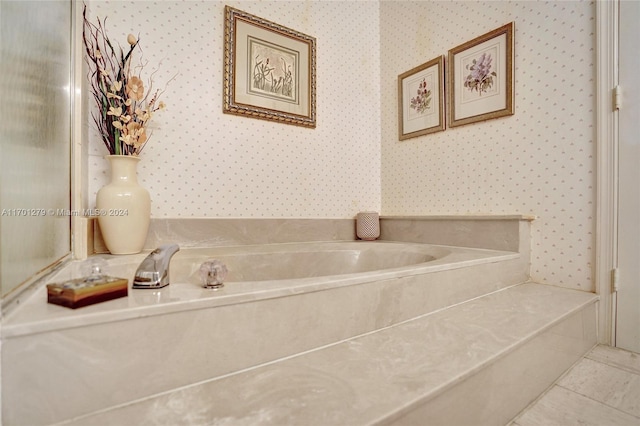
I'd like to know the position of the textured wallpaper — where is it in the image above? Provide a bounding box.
[380,0,596,291]
[86,0,382,218]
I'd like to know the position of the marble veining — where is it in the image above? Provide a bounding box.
[3,237,531,425]
[3,218,548,425]
[60,283,597,425]
[2,241,517,338]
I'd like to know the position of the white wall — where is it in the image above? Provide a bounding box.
[380,0,595,291]
[86,0,382,218]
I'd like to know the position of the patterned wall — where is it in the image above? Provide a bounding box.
[86,0,596,291]
[380,0,596,291]
[86,0,382,218]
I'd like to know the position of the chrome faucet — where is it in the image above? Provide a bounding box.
[133,244,180,289]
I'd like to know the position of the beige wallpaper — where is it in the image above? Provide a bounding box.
[381,0,596,291]
[85,0,596,292]
[86,0,382,218]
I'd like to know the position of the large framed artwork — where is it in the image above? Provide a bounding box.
[448,22,514,128]
[223,6,317,128]
[398,55,445,140]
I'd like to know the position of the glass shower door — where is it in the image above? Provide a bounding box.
[0,0,72,299]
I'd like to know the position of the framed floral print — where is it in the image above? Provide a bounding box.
[223,6,317,128]
[448,22,514,128]
[398,55,445,140]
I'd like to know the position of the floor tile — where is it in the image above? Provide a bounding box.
[587,344,640,375]
[515,385,639,426]
[557,357,640,417]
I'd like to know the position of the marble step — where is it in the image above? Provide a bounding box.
[62,282,598,426]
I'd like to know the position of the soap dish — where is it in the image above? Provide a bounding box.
[46,275,128,309]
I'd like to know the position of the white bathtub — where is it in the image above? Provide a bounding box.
[4,241,519,337]
[155,241,516,311]
[172,241,445,284]
[2,240,527,425]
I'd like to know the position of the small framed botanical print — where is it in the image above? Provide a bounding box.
[397,55,445,140]
[448,22,514,127]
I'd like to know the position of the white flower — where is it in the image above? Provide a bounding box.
[110,81,122,93]
[127,122,147,145]
[107,106,122,116]
[125,76,144,101]
[121,133,134,146]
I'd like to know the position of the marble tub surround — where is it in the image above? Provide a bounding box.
[2,242,527,425]
[89,217,358,256]
[87,215,531,257]
[58,283,598,426]
[3,215,536,424]
[2,242,520,337]
[380,215,534,252]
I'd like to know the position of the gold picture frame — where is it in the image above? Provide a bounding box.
[398,56,445,140]
[223,6,316,128]
[448,22,514,128]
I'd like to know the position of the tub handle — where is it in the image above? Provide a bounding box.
[199,260,228,290]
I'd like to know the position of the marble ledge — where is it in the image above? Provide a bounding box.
[381,214,536,221]
[85,215,534,257]
[380,215,532,252]
[88,217,358,255]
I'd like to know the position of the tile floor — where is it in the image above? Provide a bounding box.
[510,344,640,426]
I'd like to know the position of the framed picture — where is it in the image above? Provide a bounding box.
[448,22,514,128]
[223,6,316,128]
[398,56,445,140]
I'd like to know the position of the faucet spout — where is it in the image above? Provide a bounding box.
[133,243,180,289]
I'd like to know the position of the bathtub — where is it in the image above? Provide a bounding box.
[143,240,518,312]
[2,240,527,425]
[4,241,521,336]
[173,241,444,283]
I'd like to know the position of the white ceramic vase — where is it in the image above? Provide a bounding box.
[96,155,151,254]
